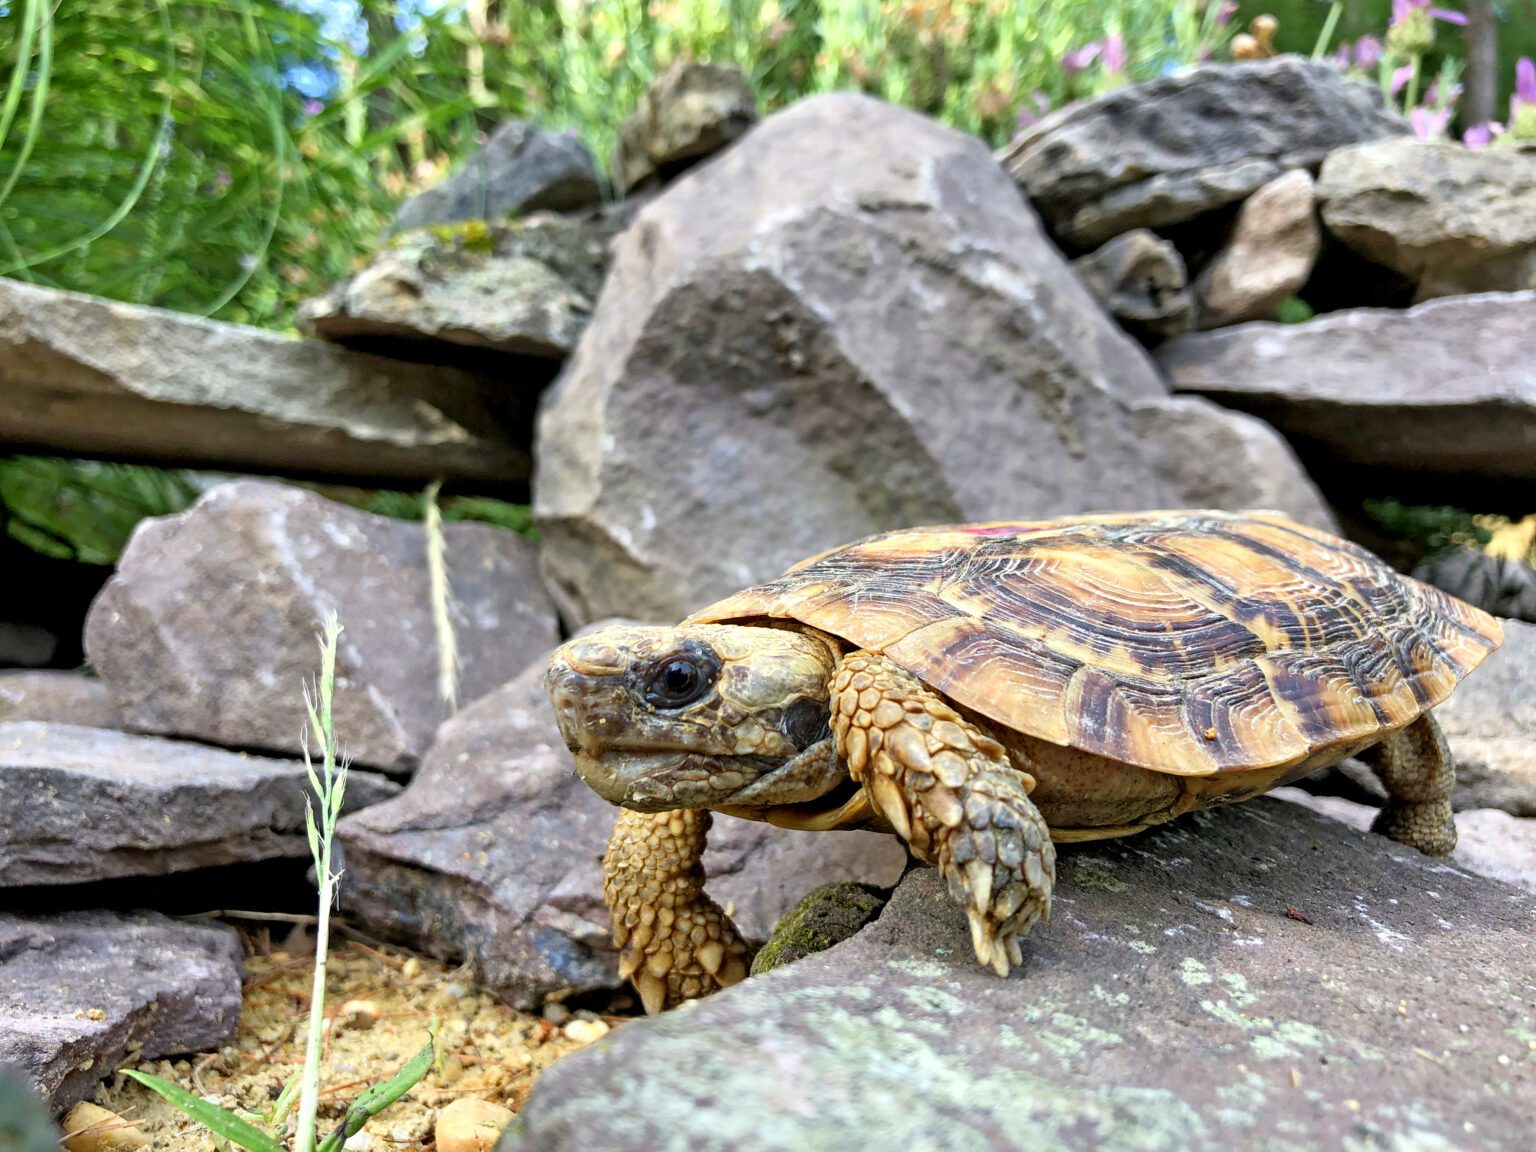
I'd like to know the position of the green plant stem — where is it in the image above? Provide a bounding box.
[295,615,345,1152]
[1311,2,1344,61]
[1405,54,1422,114]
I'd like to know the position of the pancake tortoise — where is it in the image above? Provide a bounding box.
[546,510,1502,1014]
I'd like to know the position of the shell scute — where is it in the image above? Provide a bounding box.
[687,511,1503,775]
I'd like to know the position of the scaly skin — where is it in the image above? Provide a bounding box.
[602,807,753,1015]
[830,651,1056,977]
[1361,712,1457,855]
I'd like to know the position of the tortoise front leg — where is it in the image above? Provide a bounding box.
[602,808,753,1014]
[1360,712,1457,856]
[831,651,1055,976]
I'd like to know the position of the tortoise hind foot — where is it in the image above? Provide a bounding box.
[603,807,753,1014]
[831,650,1055,978]
[1371,799,1456,856]
[1361,712,1457,857]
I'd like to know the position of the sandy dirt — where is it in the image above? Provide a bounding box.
[84,931,623,1152]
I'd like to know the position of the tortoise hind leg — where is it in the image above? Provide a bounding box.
[831,651,1055,976]
[1360,712,1457,856]
[602,808,753,1014]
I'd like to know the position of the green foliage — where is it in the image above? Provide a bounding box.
[358,487,537,538]
[0,1069,59,1152]
[1,0,1237,331]
[1363,498,1490,556]
[0,457,197,563]
[1275,296,1315,324]
[121,1070,286,1152]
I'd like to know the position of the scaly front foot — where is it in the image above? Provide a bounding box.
[603,807,753,1013]
[831,651,1055,976]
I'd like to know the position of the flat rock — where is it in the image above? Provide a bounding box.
[299,212,619,360]
[1158,291,1536,481]
[1195,169,1320,328]
[499,799,1536,1151]
[1275,788,1536,896]
[1316,138,1536,300]
[0,909,242,1114]
[1070,229,1195,338]
[0,721,398,886]
[0,280,530,486]
[1001,58,1406,249]
[535,93,1325,625]
[0,673,120,729]
[338,649,907,1008]
[1413,548,1536,623]
[615,61,758,192]
[393,120,600,233]
[85,480,558,772]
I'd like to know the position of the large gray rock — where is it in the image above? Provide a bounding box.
[0,722,398,886]
[1070,229,1195,338]
[338,649,907,1008]
[499,799,1536,1151]
[615,61,758,192]
[535,93,1323,625]
[392,120,601,233]
[1158,291,1536,480]
[1194,169,1321,328]
[1129,397,1337,531]
[85,480,558,772]
[0,279,530,485]
[1001,58,1407,249]
[0,673,120,729]
[1414,548,1536,624]
[0,910,242,1114]
[1436,618,1536,816]
[1317,138,1536,301]
[299,212,619,360]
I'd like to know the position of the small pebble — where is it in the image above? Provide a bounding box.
[435,1098,516,1152]
[401,957,422,979]
[563,1018,610,1045]
[343,1132,371,1152]
[337,998,380,1030]
[542,1002,572,1026]
[61,1102,149,1152]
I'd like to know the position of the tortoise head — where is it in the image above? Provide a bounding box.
[546,623,848,814]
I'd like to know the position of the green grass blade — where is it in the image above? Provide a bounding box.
[120,1071,285,1152]
[315,1038,435,1152]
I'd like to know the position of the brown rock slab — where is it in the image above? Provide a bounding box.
[497,799,1536,1151]
[299,212,620,361]
[0,910,242,1114]
[85,480,558,772]
[0,280,530,486]
[1316,138,1536,301]
[0,721,398,886]
[392,120,600,233]
[338,650,907,1008]
[1158,291,1536,481]
[1194,169,1320,328]
[535,93,1321,625]
[0,673,120,729]
[615,61,758,192]
[1001,58,1406,249]
[1070,229,1195,338]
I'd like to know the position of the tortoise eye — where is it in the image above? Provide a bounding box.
[644,652,715,708]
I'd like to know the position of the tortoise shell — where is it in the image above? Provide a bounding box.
[687,510,1503,777]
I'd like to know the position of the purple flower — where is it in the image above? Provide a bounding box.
[1214,1,1239,26]
[1101,34,1127,74]
[1392,0,1467,26]
[302,98,324,117]
[210,169,231,192]
[1061,42,1101,75]
[1410,104,1450,138]
[1462,122,1500,148]
[1514,57,1536,109]
[1390,63,1415,95]
[1353,35,1383,71]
